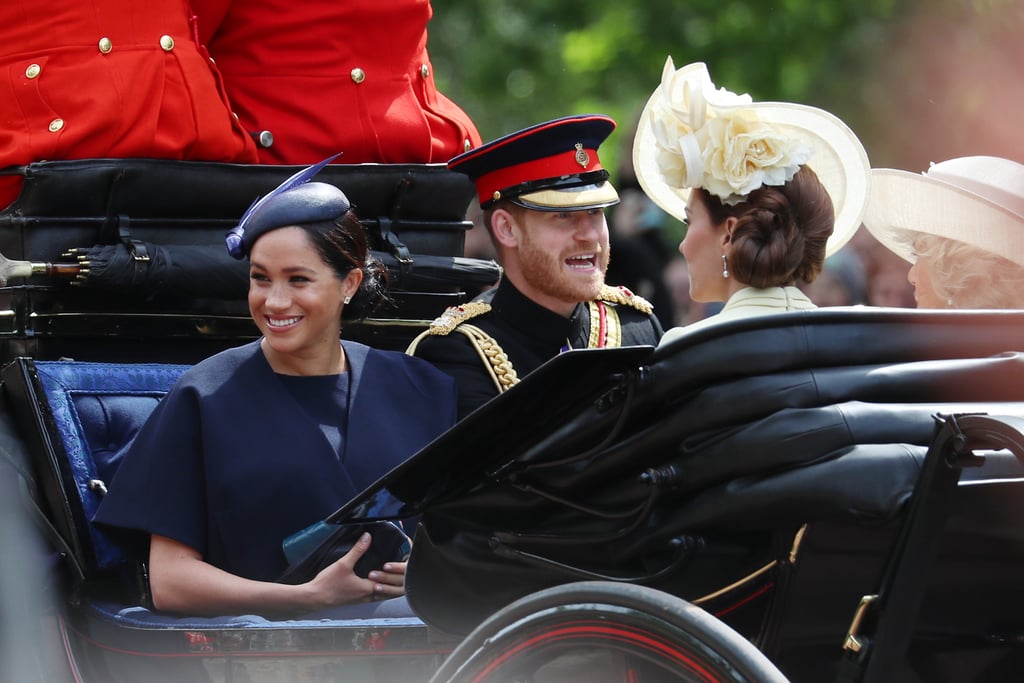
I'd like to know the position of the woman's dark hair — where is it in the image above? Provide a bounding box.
[298,210,390,320]
[700,165,835,288]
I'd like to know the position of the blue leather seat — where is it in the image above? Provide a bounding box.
[3,359,188,578]
[0,357,449,681]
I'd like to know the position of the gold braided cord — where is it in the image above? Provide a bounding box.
[587,301,602,348]
[405,328,432,355]
[598,284,654,316]
[458,324,519,392]
[406,301,492,354]
[405,322,518,394]
[424,301,492,335]
[405,300,519,394]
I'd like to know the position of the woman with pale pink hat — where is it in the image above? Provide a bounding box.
[632,58,872,344]
[862,156,1024,309]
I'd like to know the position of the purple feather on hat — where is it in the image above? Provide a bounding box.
[226,153,341,259]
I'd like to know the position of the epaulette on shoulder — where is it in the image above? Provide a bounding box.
[598,284,654,316]
[425,300,493,335]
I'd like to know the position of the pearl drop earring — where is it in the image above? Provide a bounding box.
[721,254,729,279]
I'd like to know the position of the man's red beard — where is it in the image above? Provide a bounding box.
[516,233,609,305]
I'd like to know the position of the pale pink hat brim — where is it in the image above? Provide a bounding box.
[862,157,1024,267]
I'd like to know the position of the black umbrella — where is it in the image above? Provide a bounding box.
[62,243,248,298]
[57,243,500,298]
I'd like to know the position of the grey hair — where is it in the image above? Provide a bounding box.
[912,234,1024,309]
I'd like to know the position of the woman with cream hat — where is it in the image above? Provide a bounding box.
[633,58,871,343]
[862,156,1024,309]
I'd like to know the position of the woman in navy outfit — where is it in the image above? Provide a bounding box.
[95,163,457,616]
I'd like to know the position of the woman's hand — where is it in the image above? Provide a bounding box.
[306,531,406,607]
[368,560,407,599]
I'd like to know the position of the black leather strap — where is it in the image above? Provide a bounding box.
[837,414,985,683]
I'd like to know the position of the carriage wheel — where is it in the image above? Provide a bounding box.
[429,581,789,683]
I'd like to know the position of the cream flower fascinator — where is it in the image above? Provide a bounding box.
[633,58,871,256]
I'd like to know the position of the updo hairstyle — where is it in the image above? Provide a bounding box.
[700,165,835,288]
[298,211,391,320]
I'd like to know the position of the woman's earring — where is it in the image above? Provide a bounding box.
[721,254,729,279]
[344,295,352,305]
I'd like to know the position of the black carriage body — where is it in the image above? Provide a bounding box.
[0,159,496,362]
[335,307,1024,682]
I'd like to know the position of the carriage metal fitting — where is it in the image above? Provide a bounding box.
[639,463,683,486]
[843,593,879,653]
[788,524,808,565]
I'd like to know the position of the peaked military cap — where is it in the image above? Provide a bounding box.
[449,114,620,212]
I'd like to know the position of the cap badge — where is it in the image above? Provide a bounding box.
[574,143,590,169]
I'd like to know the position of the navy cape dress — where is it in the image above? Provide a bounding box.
[94,339,457,582]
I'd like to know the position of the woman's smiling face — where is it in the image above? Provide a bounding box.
[248,226,354,367]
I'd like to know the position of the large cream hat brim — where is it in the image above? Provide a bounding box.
[633,92,870,258]
[862,166,1024,267]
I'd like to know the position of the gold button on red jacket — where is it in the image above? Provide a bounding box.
[192,0,482,165]
[0,0,259,208]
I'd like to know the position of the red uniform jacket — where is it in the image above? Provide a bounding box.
[192,0,482,165]
[0,0,259,209]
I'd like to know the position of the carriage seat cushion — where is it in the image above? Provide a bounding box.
[70,394,166,491]
[32,361,190,572]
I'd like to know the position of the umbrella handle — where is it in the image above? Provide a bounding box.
[38,262,82,278]
[0,251,81,286]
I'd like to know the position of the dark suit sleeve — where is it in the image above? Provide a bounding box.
[409,334,501,420]
[648,312,665,341]
[619,309,665,347]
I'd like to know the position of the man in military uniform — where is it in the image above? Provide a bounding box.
[407,114,664,418]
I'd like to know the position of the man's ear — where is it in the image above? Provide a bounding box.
[491,208,520,249]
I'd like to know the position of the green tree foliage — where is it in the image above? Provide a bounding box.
[428,0,905,178]
[427,0,1024,176]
